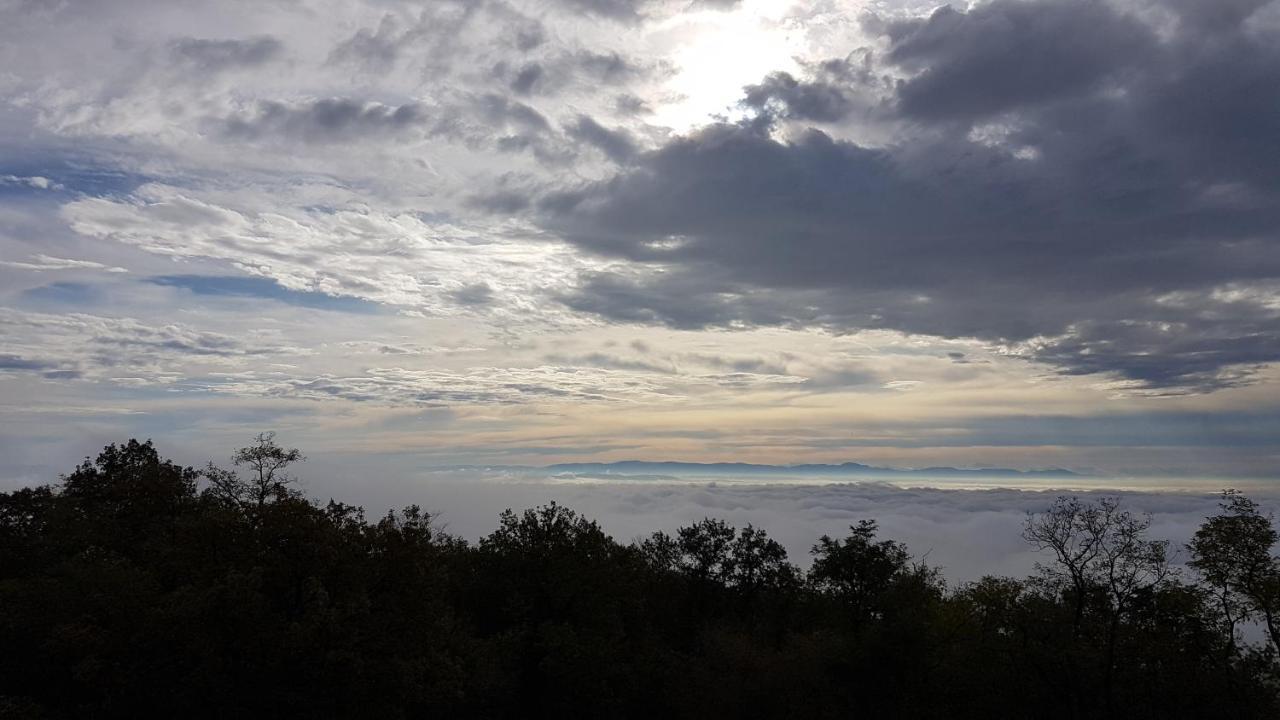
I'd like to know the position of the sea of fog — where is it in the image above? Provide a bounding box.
[295,466,1280,585]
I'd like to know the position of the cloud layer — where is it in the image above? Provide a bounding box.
[2,0,1280,481]
[540,0,1280,393]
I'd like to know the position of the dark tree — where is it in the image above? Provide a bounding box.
[808,519,938,622]
[204,432,305,511]
[1189,489,1280,653]
[1,440,1276,719]
[1024,496,1171,633]
[1024,496,1173,716]
[642,519,798,593]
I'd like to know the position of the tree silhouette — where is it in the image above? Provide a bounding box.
[204,432,304,511]
[1023,496,1173,715]
[1,439,1277,719]
[1189,489,1280,653]
[809,519,937,623]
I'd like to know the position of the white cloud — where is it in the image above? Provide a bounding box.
[0,254,128,272]
[63,183,594,325]
[0,0,1278,482]
[0,307,306,383]
[0,174,60,190]
[199,362,808,406]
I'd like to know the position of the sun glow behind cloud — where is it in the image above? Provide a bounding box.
[2,0,1280,485]
[648,0,807,130]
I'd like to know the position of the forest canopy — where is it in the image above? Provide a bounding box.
[2,437,1280,719]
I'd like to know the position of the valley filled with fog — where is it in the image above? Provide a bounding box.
[307,466,1280,582]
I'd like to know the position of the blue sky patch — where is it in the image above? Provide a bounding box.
[147,274,382,314]
[21,282,103,305]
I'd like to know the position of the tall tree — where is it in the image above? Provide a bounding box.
[809,520,933,623]
[204,432,305,511]
[1189,490,1280,653]
[1024,496,1172,716]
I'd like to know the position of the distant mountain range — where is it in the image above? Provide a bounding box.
[444,460,1082,479]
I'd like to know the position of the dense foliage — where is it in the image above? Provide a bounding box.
[2,438,1279,718]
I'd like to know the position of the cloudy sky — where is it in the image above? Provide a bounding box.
[3,0,1280,496]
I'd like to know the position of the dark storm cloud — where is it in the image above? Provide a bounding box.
[741,56,878,124]
[467,94,580,162]
[496,50,656,97]
[742,71,856,123]
[554,269,815,330]
[1165,0,1274,31]
[566,115,637,163]
[539,0,1280,393]
[878,0,1154,122]
[220,99,429,143]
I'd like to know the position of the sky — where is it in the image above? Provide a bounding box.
[3,0,1280,507]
